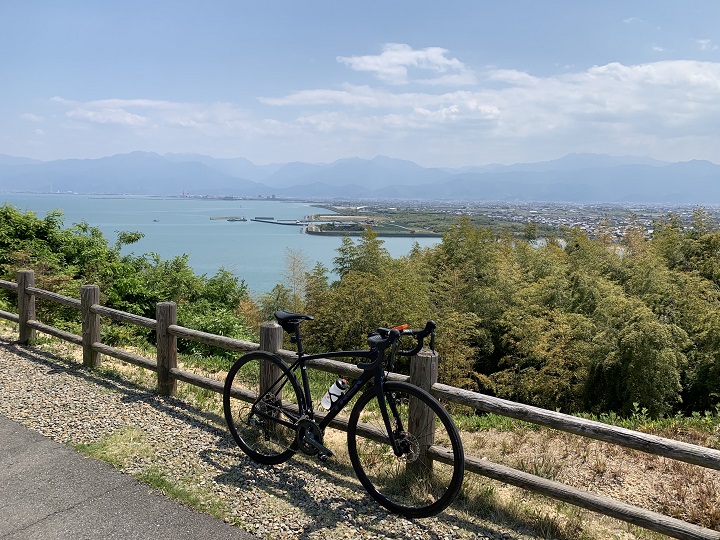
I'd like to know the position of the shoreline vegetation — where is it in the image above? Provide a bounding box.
[243,211,445,237]
[305,228,442,237]
[2,200,720,422]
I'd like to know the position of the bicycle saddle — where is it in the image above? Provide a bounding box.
[274,310,314,332]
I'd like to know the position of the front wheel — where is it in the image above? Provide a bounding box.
[223,351,303,465]
[347,381,464,518]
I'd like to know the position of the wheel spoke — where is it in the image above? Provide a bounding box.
[224,352,302,465]
[347,381,464,518]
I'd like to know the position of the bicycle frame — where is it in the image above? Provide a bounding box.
[226,315,462,518]
[257,345,406,457]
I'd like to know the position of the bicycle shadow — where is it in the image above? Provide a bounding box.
[202,445,525,540]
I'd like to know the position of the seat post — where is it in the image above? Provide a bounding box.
[292,324,305,357]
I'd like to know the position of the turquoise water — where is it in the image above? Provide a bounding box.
[1,194,438,293]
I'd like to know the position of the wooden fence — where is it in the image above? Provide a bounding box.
[1,269,719,540]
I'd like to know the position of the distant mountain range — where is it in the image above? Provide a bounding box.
[1,151,719,204]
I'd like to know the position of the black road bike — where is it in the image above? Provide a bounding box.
[223,311,465,518]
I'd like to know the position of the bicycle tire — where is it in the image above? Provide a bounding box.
[223,351,303,465]
[347,381,464,518]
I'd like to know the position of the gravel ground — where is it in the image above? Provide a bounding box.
[0,335,549,540]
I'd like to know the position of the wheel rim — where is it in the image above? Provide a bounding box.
[225,353,301,461]
[348,383,463,517]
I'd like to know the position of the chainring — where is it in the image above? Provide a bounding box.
[297,418,324,456]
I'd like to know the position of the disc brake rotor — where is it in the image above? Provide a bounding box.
[395,431,420,463]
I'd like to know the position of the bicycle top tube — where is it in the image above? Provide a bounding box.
[274,310,401,366]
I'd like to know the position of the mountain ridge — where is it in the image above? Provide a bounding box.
[0,152,718,204]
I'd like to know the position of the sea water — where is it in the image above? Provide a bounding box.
[1,194,439,294]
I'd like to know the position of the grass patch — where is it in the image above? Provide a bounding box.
[453,409,542,433]
[516,455,562,481]
[576,402,720,448]
[74,425,229,520]
[136,466,229,519]
[179,353,236,373]
[73,426,153,468]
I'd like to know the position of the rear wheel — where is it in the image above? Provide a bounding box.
[347,381,464,518]
[223,351,303,465]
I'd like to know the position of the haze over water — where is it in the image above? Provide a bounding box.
[2,194,438,294]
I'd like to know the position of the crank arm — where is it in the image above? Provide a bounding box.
[302,432,333,459]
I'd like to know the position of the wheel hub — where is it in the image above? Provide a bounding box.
[395,431,420,463]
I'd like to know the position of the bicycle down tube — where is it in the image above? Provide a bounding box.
[279,347,406,456]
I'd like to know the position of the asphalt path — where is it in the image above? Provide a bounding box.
[0,414,259,540]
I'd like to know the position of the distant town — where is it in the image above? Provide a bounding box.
[302,200,719,240]
[140,193,720,240]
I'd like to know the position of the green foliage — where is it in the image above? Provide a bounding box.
[177,303,254,357]
[286,211,720,418]
[0,205,254,357]
[434,310,494,391]
[586,292,688,417]
[332,227,392,277]
[302,232,430,354]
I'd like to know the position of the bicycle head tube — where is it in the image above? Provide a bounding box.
[357,328,401,370]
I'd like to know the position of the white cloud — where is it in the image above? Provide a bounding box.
[489,69,541,86]
[337,43,476,86]
[20,113,44,122]
[695,39,718,51]
[66,108,148,126]
[45,58,720,166]
[52,97,259,133]
[260,85,389,107]
[257,58,720,165]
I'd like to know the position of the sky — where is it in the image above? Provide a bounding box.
[2,1,720,168]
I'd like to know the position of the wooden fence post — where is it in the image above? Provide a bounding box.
[259,321,283,353]
[409,349,439,470]
[259,321,284,397]
[81,285,101,368]
[156,302,177,396]
[17,270,36,344]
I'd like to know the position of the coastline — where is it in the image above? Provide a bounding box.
[304,228,442,238]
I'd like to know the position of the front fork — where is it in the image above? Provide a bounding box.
[373,373,406,457]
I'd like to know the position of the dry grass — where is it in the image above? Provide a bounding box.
[459,425,720,533]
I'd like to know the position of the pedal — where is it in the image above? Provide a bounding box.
[318,453,331,462]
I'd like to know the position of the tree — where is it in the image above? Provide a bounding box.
[523,222,538,241]
[587,291,688,417]
[302,262,330,317]
[435,310,494,392]
[651,213,687,270]
[281,248,310,313]
[305,251,431,355]
[258,284,293,323]
[332,227,391,277]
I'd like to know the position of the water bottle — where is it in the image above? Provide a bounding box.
[320,378,348,410]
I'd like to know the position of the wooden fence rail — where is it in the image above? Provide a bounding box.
[0,270,718,540]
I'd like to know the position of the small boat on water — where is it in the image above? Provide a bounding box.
[227,217,247,222]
